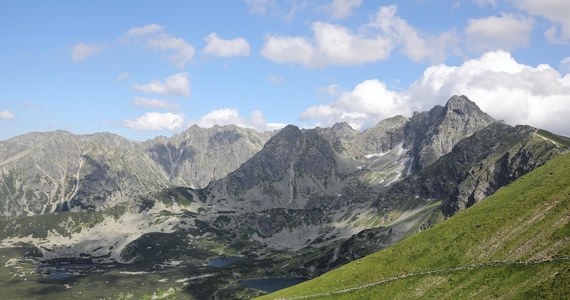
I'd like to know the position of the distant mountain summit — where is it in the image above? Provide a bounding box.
[0,125,272,219]
[405,95,496,171]
[145,124,273,188]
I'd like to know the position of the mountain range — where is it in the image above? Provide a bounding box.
[0,95,568,299]
[0,125,272,219]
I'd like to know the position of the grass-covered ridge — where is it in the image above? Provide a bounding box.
[260,152,570,299]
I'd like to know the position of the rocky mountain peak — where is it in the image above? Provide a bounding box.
[440,95,495,126]
[331,122,353,132]
[183,124,202,133]
[348,116,409,156]
[444,95,485,116]
[144,124,273,188]
[271,125,302,143]
[407,95,496,170]
[329,122,358,146]
[226,125,302,191]
[373,115,409,131]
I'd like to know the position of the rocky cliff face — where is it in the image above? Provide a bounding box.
[207,125,345,212]
[376,122,565,215]
[0,125,272,219]
[404,95,496,171]
[299,122,567,277]
[0,131,168,218]
[202,96,496,214]
[144,125,272,188]
[439,124,565,215]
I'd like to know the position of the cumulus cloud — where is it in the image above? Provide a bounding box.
[132,97,179,111]
[262,5,458,66]
[302,50,570,136]
[124,112,184,131]
[124,24,195,68]
[203,33,250,57]
[301,80,412,130]
[318,84,341,97]
[325,0,362,19]
[313,22,393,65]
[261,35,316,65]
[133,73,191,97]
[245,0,276,14]
[407,50,570,135]
[465,13,533,52]
[192,108,286,132]
[517,0,570,43]
[244,0,302,20]
[262,21,392,67]
[0,110,14,120]
[125,24,163,37]
[147,37,194,68]
[371,5,459,63]
[71,43,100,62]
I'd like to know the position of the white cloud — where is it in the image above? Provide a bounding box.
[133,73,191,97]
[325,0,362,19]
[473,0,496,7]
[313,22,393,65]
[301,80,412,130]
[116,72,129,81]
[195,108,241,127]
[261,21,392,67]
[407,50,570,135]
[245,0,276,14]
[465,13,533,52]
[261,35,316,65]
[203,33,250,57]
[71,43,100,62]
[132,97,179,111]
[125,24,163,37]
[124,24,195,68]
[244,0,305,20]
[124,112,184,131]
[0,110,14,120]
[192,108,286,131]
[318,84,341,96]
[371,5,458,63]
[147,35,195,68]
[518,0,570,43]
[262,5,459,66]
[302,50,570,136]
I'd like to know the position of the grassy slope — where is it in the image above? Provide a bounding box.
[261,153,570,299]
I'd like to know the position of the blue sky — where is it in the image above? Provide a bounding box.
[1,0,569,141]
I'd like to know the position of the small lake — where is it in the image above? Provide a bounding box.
[242,278,306,293]
[37,262,111,280]
[207,256,243,267]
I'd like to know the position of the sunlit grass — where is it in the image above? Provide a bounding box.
[261,153,570,299]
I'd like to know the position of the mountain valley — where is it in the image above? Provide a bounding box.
[0,95,568,299]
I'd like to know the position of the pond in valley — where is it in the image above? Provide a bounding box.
[207,256,243,267]
[39,264,93,280]
[37,261,114,281]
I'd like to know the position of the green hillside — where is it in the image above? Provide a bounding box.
[260,153,570,299]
